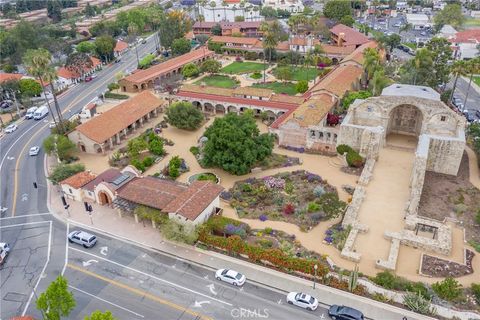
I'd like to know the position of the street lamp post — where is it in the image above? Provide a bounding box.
[313,264,318,289]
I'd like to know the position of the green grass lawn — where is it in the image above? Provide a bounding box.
[465,18,480,27]
[273,66,321,82]
[252,82,297,95]
[473,76,480,87]
[403,42,417,49]
[221,61,267,74]
[194,75,238,88]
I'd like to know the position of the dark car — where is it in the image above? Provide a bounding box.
[85,76,93,82]
[328,305,364,320]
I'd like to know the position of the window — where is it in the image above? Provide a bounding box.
[310,130,316,138]
[440,116,446,121]
[69,188,73,194]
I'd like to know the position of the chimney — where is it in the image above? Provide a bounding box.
[338,32,345,46]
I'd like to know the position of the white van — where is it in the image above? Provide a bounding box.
[25,106,38,119]
[33,105,49,120]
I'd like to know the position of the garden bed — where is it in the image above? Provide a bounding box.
[188,172,220,184]
[229,170,346,230]
[255,153,301,170]
[221,61,266,74]
[421,250,475,278]
[194,75,239,88]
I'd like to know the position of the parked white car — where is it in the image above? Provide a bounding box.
[68,230,97,248]
[5,124,17,133]
[286,292,319,311]
[215,268,246,286]
[29,146,40,156]
[0,243,10,265]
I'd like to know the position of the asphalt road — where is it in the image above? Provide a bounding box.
[449,76,480,118]
[0,35,159,319]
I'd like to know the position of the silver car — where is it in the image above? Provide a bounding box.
[68,230,97,248]
[29,146,40,156]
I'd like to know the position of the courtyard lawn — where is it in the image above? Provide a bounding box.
[194,75,238,88]
[273,66,321,82]
[252,82,297,95]
[221,61,267,74]
[474,76,480,88]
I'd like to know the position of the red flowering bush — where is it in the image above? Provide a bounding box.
[283,203,295,215]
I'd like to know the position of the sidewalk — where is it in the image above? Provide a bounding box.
[47,183,445,320]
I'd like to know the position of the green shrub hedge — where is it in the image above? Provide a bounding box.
[105,92,129,99]
[336,144,352,155]
[372,271,430,299]
[346,150,364,168]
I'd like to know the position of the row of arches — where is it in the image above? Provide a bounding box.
[189,100,286,120]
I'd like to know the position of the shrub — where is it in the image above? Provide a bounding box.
[346,150,364,168]
[165,101,204,130]
[242,183,253,192]
[475,210,480,224]
[190,146,200,156]
[307,202,321,213]
[182,62,200,78]
[142,156,154,168]
[471,283,480,304]
[372,271,397,289]
[295,80,308,94]
[251,71,262,79]
[131,158,145,172]
[264,227,273,234]
[104,92,129,99]
[310,212,325,222]
[283,203,295,215]
[259,214,268,221]
[160,219,198,245]
[148,137,164,156]
[403,291,436,315]
[432,277,463,301]
[313,185,326,197]
[318,193,346,219]
[48,163,85,184]
[336,144,352,155]
[168,156,182,179]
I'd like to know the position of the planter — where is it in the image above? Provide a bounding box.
[188,172,220,184]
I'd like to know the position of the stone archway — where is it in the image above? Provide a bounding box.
[204,102,214,113]
[215,104,225,114]
[387,104,423,137]
[77,142,86,152]
[98,191,112,205]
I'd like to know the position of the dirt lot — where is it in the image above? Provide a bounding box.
[418,152,480,245]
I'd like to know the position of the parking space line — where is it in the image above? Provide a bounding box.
[22,221,52,316]
[69,285,145,318]
[68,247,233,307]
[0,220,51,228]
[67,263,213,320]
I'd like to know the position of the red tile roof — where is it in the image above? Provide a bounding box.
[114,40,128,52]
[82,168,123,191]
[122,48,214,84]
[176,90,299,111]
[60,171,97,189]
[449,29,480,43]
[0,73,22,83]
[57,56,101,79]
[163,181,223,221]
[342,41,379,66]
[210,36,260,46]
[330,24,370,47]
[73,91,164,143]
[307,63,363,98]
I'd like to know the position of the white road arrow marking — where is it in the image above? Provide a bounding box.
[203,275,209,280]
[100,246,108,256]
[194,300,211,308]
[277,299,282,305]
[7,156,14,161]
[239,287,244,292]
[0,207,7,213]
[206,284,217,295]
[21,193,28,201]
[82,259,98,267]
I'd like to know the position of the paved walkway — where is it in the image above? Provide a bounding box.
[47,181,436,320]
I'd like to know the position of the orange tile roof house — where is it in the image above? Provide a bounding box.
[193,21,263,37]
[68,91,164,153]
[115,177,224,226]
[0,73,23,83]
[330,24,370,48]
[60,171,97,201]
[56,56,102,90]
[114,40,129,57]
[119,48,214,92]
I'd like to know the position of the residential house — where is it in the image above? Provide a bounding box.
[56,56,102,89]
[448,29,480,60]
[60,171,97,201]
[193,21,263,38]
[114,40,129,57]
[68,91,164,153]
[329,24,370,49]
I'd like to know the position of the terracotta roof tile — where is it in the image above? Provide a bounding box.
[233,86,273,98]
[449,29,480,43]
[210,36,260,46]
[57,56,101,79]
[82,168,123,191]
[0,73,22,83]
[307,63,363,98]
[60,171,97,189]
[278,93,335,128]
[114,40,128,52]
[163,181,224,220]
[330,24,370,47]
[72,91,164,143]
[117,177,188,210]
[320,44,356,56]
[122,48,214,84]
[341,41,379,66]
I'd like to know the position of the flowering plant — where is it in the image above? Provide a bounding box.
[259,214,268,221]
[263,176,285,189]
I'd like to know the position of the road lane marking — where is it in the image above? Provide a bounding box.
[22,221,52,316]
[69,285,145,318]
[67,263,213,320]
[68,246,233,307]
[0,220,50,228]
[62,222,70,276]
[0,212,51,219]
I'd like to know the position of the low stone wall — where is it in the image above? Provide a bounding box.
[376,232,401,271]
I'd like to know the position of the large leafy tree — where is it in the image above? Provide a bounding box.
[18,78,42,97]
[434,4,465,31]
[200,59,221,74]
[425,37,452,89]
[449,60,468,102]
[43,134,76,161]
[181,63,200,78]
[158,10,192,49]
[202,112,274,175]
[84,310,117,320]
[47,0,63,23]
[165,101,204,130]
[171,38,191,56]
[49,163,85,184]
[65,52,93,78]
[95,35,116,62]
[323,0,352,21]
[76,41,96,54]
[36,276,76,319]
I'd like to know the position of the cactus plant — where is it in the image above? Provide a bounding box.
[403,291,436,316]
[348,264,359,292]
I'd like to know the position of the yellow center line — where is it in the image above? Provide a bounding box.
[11,74,117,216]
[67,263,213,320]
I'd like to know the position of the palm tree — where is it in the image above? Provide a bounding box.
[463,57,480,111]
[23,49,63,132]
[449,60,468,103]
[127,23,140,66]
[412,48,432,85]
[362,48,380,88]
[370,69,389,96]
[222,1,227,22]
